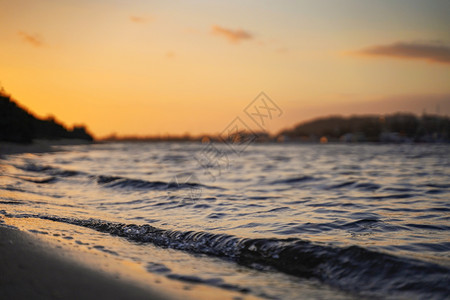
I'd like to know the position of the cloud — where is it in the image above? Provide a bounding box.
[211,25,253,44]
[130,16,151,24]
[18,31,44,47]
[356,41,450,64]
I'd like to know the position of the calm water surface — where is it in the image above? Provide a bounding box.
[1,143,449,299]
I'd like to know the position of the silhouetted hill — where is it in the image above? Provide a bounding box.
[278,113,450,143]
[0,92,93,143]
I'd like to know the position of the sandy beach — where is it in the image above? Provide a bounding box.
[0,226,172,300]
[0,211,257,300]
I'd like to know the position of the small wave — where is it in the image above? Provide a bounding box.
[405,223,450,231]
[425,183,450,189]
[17,175,57,184]
[1,186,63,199]
[14,162,81,177]
[368,194,414,200]
[51,169,81,177]
[0,200,24,205]
[271,175,318,185]
[354,182,381,191]
[6,213,448,299]
[12,162,216,192]
[94,175,210,191]
[15,163,54,173]
[343,218,380,228]
[326,181,356,189]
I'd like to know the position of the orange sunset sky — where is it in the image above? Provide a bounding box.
[1,0,450,138]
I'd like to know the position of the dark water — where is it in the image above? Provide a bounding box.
[1,143,449,299]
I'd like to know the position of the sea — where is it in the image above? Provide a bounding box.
[0,142,449,299]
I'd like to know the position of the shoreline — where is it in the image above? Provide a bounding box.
[0,139,93,156]
[0,220,259,300]
[0,225,172,300]
[0,142,55,156]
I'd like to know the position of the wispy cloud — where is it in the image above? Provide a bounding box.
[211,25,253,44]
[355,41,450,64]
[130,15,151,24]
[18,31,44,47]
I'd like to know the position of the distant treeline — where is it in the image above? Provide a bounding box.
[278,114,450,143]
[0,92,93,143]
[102,113,450,144]
[2,89,448,144]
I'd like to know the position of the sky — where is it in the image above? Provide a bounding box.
[1,0,450,138]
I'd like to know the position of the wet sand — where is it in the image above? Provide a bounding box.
[0,141,172,300]
[0,226,171,300]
